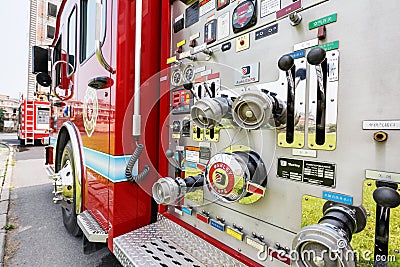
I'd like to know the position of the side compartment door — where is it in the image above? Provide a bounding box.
[76,0,112,229]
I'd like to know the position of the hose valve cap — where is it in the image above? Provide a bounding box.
[152,177,181,205]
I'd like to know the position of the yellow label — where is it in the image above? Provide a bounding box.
[167,56,177,64]
[172,134,181,139]
[226,227,243,241]
[177,40,186,48]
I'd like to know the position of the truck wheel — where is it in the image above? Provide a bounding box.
[60,141,82,236]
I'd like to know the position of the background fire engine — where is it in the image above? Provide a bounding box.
[17,95,51,146]
[32,0,400,266]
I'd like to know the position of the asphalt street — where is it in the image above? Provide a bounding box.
[0,133,121,267]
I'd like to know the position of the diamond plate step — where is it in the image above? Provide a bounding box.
[77,210,108,243]
[113,215,246,267]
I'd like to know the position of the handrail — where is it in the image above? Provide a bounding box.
[95,0,115,74]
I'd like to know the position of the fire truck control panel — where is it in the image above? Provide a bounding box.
[152,0,400,266]
[38,0,400,266]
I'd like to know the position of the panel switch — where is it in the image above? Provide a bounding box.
[318,25,326,40]
[236,33,250,52]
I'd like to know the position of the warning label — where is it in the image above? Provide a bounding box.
[277,158,335,187]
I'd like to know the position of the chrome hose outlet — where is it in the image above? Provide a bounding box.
[293,202,367,267]
[190,97,232,128]
[232,90,286,130]
[152,175,204,205]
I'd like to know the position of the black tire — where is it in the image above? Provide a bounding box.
[60,141,82,236]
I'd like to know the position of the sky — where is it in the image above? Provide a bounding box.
[0,0,30,100]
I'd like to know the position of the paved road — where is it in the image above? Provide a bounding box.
[0,133,121,266]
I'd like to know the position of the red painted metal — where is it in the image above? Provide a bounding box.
[52,0,162,252]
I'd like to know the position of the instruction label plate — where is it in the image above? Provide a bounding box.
[260,0,280,18]
[199,0,215,17]
[277,158,336,187]
[186,1,200,28]
[309,13,337,30]
[363,120,400,130]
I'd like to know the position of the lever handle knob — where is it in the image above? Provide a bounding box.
[307,47,326,66]
[278,55,294,71]
[373,186,400,209]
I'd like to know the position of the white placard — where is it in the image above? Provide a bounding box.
[174,208,183,216]
[260,0,280,18]
[366,170,400,183]
[195,66,206,74]
[294,38,319,51]
[217,12,230,40]
[199,142,211,148]
[190,32,200,41]
[179,51,191,59]
[194,43,207,54]
[175,14,184,23]
[201,69,212,77]
[363,120,400,130]
[186,149,200,163]
[234,62,260,86]
[199,0,215,17]
[292,149,317,158]
[176,146,185,151]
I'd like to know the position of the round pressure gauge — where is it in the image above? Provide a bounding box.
[171,69,183,86]
[232,0,257,34]
[183,64,195,84]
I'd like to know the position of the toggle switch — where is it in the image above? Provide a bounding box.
[318,25,326,40]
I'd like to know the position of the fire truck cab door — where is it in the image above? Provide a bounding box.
[76,0,114,228]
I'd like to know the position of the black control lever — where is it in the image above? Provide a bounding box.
[203,82,213,98]
[307,47,327,145]
[278,55,295,144]
[373,181,400,267]
[183,82,199,101]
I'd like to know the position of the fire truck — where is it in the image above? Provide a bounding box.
[33,0,400,266]
[17,95,51,146]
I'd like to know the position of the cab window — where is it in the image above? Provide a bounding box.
[80,0,106,63]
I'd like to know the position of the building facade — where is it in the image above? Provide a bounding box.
[27,0,62,100]
[0,95,20,132]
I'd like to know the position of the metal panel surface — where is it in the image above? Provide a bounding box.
[161,0,400,265]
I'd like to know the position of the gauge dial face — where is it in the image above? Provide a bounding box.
[183,65,195,83]
[232,0,257,33]
[171,69,183,86]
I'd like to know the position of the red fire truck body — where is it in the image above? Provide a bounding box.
[46,0,166,253]
[18,99,51,146]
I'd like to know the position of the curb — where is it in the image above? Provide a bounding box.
[0,144,13,267]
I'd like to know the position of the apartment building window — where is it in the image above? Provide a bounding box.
[48,3,57,17]
[47,25,55,39]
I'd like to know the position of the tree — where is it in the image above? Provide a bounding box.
[0,108,5,122]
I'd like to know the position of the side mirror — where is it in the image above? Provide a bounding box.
[32,46,49,73]
[36,72,52,87]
